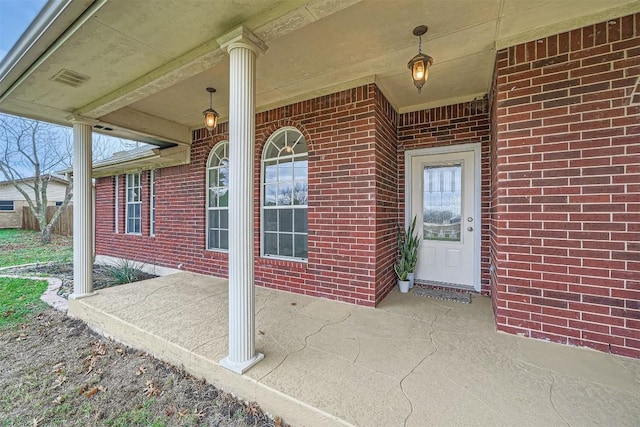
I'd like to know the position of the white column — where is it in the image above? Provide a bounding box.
[70,120,94,298]
[218,27,266,374]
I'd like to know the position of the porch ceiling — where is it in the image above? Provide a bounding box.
[0,0,638,146]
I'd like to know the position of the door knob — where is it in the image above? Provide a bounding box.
[467,226,473,231]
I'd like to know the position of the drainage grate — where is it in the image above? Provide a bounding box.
[50,69,90,87]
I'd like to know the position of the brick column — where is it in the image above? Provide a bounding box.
[218,27,266,374]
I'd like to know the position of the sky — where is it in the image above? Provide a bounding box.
[0,0,48,61]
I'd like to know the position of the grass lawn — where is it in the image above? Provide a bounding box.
[0,229,72,268]
[0,277,47,329]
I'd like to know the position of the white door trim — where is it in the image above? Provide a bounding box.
[405,143,482,291]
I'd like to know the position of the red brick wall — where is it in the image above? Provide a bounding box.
[96,84,400,306]
[397,99,493,294]
[493,13,640,358]
[373,88,399,303]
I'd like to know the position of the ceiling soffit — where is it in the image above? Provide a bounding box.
[0,0,638,146]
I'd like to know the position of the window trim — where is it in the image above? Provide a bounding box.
[150,170,156,237]
[125,172,142,235]
[114,175,119,233]
[206,141,229,252]
[260,127,308,262]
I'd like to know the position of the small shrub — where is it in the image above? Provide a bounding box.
[103,260,147,286]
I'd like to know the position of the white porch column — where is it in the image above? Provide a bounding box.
[69,120,94,298]
[218,27,266,374]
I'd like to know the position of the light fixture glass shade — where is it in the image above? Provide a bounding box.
[203,108,219,135]
[408,52,433,93]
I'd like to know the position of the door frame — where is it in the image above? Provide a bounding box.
[404,142,482,292]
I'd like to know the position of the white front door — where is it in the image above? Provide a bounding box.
[407,145,480,290]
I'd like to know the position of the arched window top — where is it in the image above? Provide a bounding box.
[263,127,307,160]
[208,141,229,168]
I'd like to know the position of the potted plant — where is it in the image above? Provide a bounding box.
[394,254,411,293]
[404,215,421,289]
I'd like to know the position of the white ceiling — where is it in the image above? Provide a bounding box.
[0,0,638,146]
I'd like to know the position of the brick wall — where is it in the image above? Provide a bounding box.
[96,84,399,306]
[397,99,492,294]
[373,88,399,303]
[493,13,640,357]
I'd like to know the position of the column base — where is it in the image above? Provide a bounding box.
[219,352,264,374]
[69,291,97,300]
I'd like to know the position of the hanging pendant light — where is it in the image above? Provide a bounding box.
[203,87,219,135]
[407,25,433,93]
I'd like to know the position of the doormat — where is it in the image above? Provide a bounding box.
[413,287,472,303]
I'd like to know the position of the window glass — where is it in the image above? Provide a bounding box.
[206,142,229,250]
[262,128,308,260]
[126,172,142,234]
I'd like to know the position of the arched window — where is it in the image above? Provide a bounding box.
[206,141,229,250]
[262,128,308,260]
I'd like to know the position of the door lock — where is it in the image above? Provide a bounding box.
[467,217,473,222]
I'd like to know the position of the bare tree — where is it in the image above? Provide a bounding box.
[0,114,73,244]
[0,114,146,244]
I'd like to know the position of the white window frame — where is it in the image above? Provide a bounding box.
[206,141,229,251]
[114,175,119,233]
[125,172,142,235]
[260,127,308,261]
[149,170,156,237]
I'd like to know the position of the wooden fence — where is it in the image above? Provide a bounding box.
[22,205,73,236]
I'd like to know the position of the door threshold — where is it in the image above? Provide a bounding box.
[414,279,475,293]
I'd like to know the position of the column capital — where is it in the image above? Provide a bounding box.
[66,114,97,126]
[217,26,267,55]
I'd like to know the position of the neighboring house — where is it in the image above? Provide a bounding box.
[0,176,70,229]
[0,0,638,364]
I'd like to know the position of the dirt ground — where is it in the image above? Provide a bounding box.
[0,309,285,427]
[1,261,286,426]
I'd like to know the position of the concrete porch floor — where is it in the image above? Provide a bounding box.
[68,272,640,426]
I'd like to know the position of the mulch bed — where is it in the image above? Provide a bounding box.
[1,262,157,299]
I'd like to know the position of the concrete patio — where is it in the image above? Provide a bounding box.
[68,272,640,426]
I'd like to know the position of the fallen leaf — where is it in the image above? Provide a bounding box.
[85,386,99,398]
[136,366,146,376]
[143,379,159,397]
[275,416,283,427]
[51,361,66,374]
[52,375,67,389]
[258,330,265,335]
[247,402,260,416]
[290,302,297,306]
[53,396,64,405]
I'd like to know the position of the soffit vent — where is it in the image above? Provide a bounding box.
[50,69,90,87]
